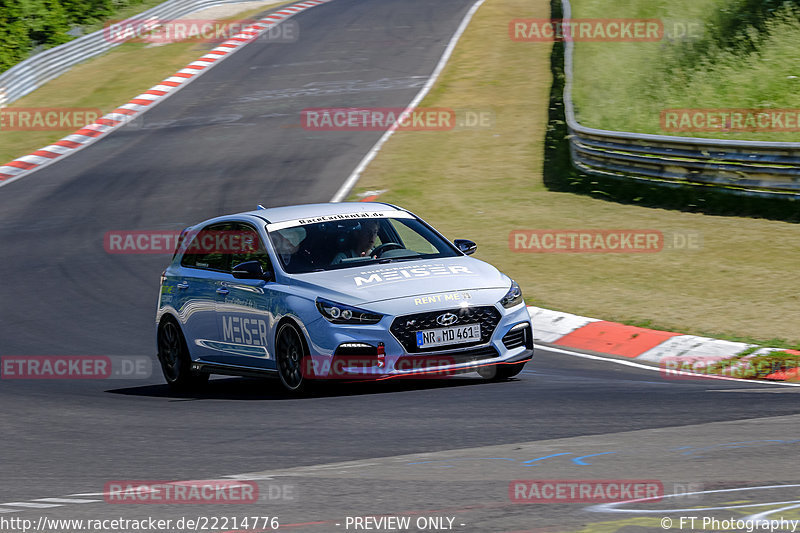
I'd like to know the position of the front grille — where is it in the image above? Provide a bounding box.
[390,306,501,353]
[394,345,499,371]
[502,323,533,350]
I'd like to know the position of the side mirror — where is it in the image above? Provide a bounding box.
[232,260,273,281]
[453,239,477,255]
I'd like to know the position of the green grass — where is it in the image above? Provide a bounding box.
[350,0,800,346]
[570,0,800,141]
[708,348,800,380]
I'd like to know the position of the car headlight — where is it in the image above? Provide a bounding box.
[500,280,523,308]
[316,298,383,324]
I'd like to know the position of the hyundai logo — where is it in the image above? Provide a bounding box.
[436,313,459,326]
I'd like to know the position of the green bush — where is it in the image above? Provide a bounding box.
[60,0,115,25]
[0,1,32,72]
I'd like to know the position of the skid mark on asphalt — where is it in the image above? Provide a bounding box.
[235,77,428,103]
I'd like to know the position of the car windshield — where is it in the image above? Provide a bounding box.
[268,215,460,274]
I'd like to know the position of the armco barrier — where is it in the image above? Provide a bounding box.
[561,0,800,197]
[0,0,269,105]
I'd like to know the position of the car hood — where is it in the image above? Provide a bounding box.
[287,256,510,306]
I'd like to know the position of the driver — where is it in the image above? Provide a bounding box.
[332,220,379,263]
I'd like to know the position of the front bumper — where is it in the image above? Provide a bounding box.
[301,302,533,380]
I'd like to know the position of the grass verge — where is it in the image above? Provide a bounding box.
[570,0,800,141]
[349,0,800,346]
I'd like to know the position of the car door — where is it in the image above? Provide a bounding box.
[174,222,232,362]
[214,222,277,369]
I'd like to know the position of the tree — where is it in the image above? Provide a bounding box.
[25,0,71,48]
[0,0,32,73]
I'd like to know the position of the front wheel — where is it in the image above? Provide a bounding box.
[157,318,209,390]
[276,322,309,393]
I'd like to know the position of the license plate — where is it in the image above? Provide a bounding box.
[415,324,481,348]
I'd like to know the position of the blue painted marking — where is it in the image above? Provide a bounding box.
[572,452,616,465]
[521,453,572,466]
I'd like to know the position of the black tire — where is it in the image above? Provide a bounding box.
[157,318,209,390]
[275,322,309,393]
[478,362,527,381]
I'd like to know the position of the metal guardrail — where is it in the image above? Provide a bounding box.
[0,0,263,105]
[561,0,800,196]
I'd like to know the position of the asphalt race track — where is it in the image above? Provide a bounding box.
[1,1,800,532]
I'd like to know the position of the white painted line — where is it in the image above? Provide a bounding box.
[538,344,800,387]
[708,388,800,393]
[32,498,101,504]
[0,508,20,513]
[1,502,62,508]
[331,0,487,202]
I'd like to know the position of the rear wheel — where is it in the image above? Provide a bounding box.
[478,362,526,381]
[276,322,309,393]
[157,318,209,390]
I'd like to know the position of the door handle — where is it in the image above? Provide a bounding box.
[177,282,189,290]
[216,287,230,295]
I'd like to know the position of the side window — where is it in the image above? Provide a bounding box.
[180,223,231,272]
[230,223,273,274]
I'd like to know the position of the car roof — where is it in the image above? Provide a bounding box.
[240,202,407,224]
